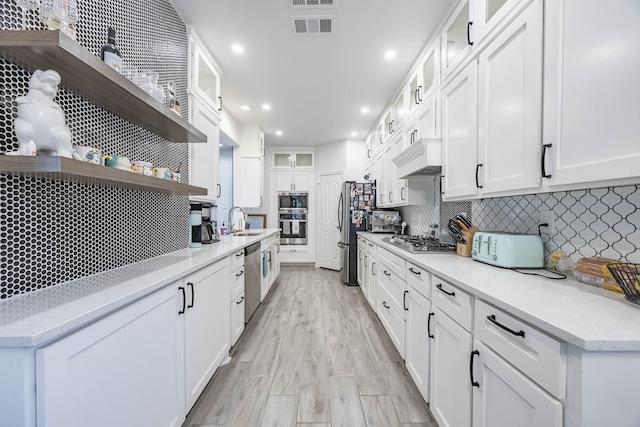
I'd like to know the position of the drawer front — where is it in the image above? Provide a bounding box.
[231,266,245,301]
[431,276,473,331]
[366,240,377,257]
[474,300,566,398]
[378,259,408,318]
[378,247,406,280]
[377,284,406,359]
[230,249,245,272]
[407,262,430,300]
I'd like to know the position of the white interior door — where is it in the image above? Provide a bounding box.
[317,171,343,270]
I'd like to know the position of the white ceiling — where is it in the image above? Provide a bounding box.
[169,0,453,147]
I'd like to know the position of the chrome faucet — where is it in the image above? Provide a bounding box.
[228,206,248,233]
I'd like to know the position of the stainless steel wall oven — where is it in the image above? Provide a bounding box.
[278,192,308,245]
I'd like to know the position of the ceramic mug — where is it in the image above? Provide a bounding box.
[153,167,171,180]
[171,172,181,182]
[74,146,102,165]
[131,161,153,176]
[103,155,131,171]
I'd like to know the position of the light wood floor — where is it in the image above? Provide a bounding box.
[183,266,438,427]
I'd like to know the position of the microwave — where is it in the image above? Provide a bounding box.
[367,210,400,233]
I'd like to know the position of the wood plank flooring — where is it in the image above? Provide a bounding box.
[184,266,438,427]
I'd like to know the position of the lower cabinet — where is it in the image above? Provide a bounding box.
[357,239,365,287]
[230,253,245,347]
[36,285,186,427]
[429,307,473,427]
[471,340,562,427]
[181,259,230,411]
[377,285,406,359]
[230,292,245,346]
[405,287,431,402]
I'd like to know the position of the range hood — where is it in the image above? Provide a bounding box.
[392,138,442,178]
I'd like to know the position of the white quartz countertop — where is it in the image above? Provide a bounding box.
[358,232,640,351]
[0,229,281,348]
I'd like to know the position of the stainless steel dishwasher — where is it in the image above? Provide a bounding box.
[244,242,261,322]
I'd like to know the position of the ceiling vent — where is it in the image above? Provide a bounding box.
[289,0,336,8]
[290,16,334,36]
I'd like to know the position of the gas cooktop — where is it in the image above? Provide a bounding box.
[382,235,456,254]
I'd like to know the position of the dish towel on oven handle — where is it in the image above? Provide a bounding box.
[282,220,291,235]
[291,220,300,235]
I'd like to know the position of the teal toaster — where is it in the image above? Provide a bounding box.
[471,232,544,268]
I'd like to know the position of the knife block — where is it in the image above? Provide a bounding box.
[456,226,479,257]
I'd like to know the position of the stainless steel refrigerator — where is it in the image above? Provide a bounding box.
[338,181,375,285]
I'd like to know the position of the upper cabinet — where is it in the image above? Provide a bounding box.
[189,96,220,203]
[238,126,265,159]
[442,0,529,79]
[408,39,440,117]
[542,0,640,189]
[189,30,222,117]
[272,150,314,170]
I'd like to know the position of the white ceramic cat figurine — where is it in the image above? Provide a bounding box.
[7,69,80,159]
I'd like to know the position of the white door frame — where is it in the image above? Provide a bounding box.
[316,170,344,270]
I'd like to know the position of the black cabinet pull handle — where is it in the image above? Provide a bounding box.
[440,175,445,195]
[476,164,483,189]
[187,282,194,309]
[436,283,455,297]
[372,262,376,275]
[237,296,245,304]
[417,85,423,102]
[487,314,526,338]
[236,270,244,277]
[383,270,391,276]
[403,290,408,311]
[541,143,552,179]
[428,312,434,338]
[178,286,186,315]
[383,301,390,309]
[236,252,243,257]
[367,149,371,158]
[467,21,474,46]
[409,267,421,275]
[218,96,223,112]
[217,183,221,198]
[414,87,420,105]
[470,350,480,387]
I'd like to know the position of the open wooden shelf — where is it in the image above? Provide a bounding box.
[0,156,208,195]
[0,30,206,144]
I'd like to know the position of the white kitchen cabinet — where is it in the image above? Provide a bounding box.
[442,60,478,199]
[364,134,374,165]
[365,239,378,311]
[373,151,386,207]
[377,284,406,360]
[36,285,186,427]
[235,157,263,207]
[183,260,230,411]
[357,237,365,287]
[392,89,408,131]
[476,0,542,195]
[405,287,432,402]
[471,340,563,427]
[442,0,529,80]
[275,171,311,192]
[408,37,440,117]
[230,252,245,347]
[238,126,265,159]
[189,96,220,203]
[272,150,314,169]
[230,292,245,347]
[542,0,640,189]
[189,30,221,116]
[429,306,473,427]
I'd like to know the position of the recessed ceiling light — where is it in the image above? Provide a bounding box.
[276,130,283,136]
[232,44,244,54]
[351,131,358,137]
[361,107,370,114]
[262,103,271,111]
[240,105,251,111]
[384,50,397,60]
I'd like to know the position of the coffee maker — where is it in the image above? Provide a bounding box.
[201,203,220,244]
[190,203,202,248]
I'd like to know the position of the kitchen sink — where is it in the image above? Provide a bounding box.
[232,230,264,236]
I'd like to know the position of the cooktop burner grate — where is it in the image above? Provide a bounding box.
[382,235,456,254]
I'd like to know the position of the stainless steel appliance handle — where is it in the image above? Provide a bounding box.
[337,193,344,231]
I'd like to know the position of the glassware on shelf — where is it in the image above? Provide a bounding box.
[39,0,78,39]
[15,0,41,30]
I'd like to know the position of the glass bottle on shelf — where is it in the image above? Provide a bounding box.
[100,27,122,74]
[167,80,180,116]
